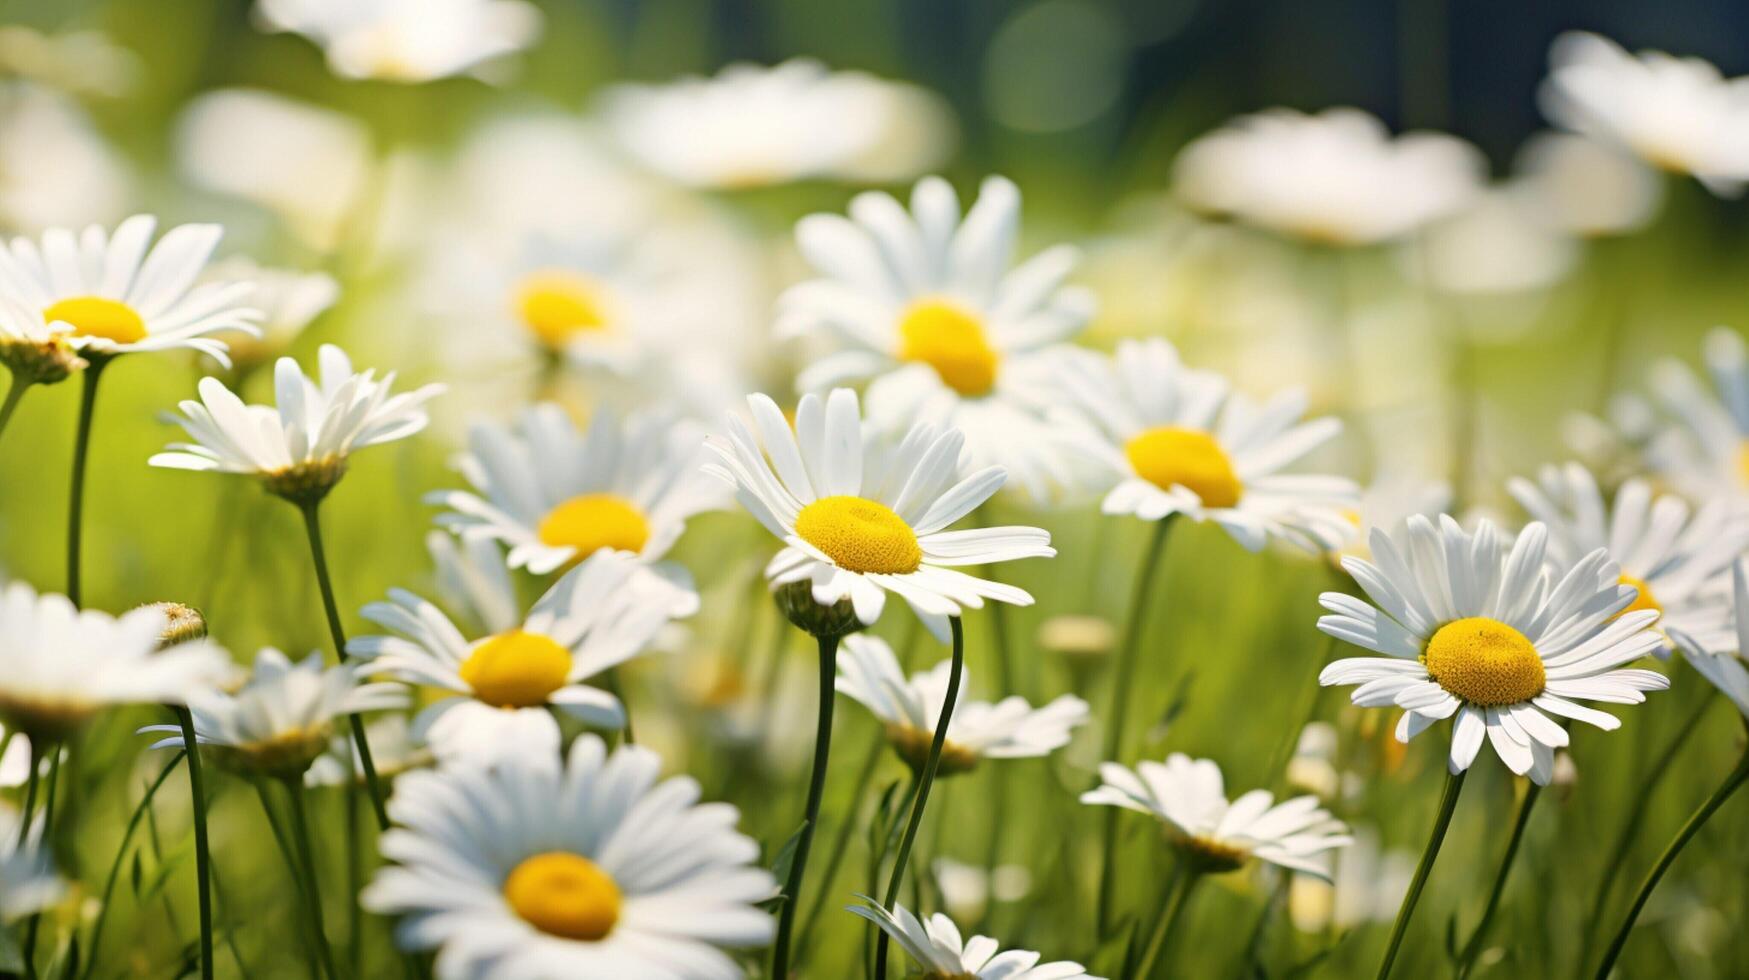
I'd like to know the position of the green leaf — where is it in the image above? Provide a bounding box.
[769,820,808,884]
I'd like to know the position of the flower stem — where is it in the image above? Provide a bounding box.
[601,666,635,744]
[1135,867,1200,980]
[770,633,841,980]
[796,730,886,956]
[80,750,185,980]
[873,617,966,979]
[1096,516,1176,935]
[0,369,30,448]
[1376,766,1467,980]
[253,782,321,980]
[286,779,341,980]
[1453,782,1541,979]
[177,707,216,980]
[297,499,390,830]
[1591,736,1749,979]
[66,355,110,605]
[16,742,40,847]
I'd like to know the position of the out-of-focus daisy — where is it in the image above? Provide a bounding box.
[1669,560,1749,719]
[1318,516,1670,784]
[1509,462,1745,655]
[0,582,234,741]
[149,343,443,503]
[305,713,430,787]
[0,723,30,786]
[1397,187,1579,296]
[704,388,1055,640]
[1333,475,1452,562]
[363,735,776,978]
[837,632,1088,774]
[599,59,953,189]
[1639,328,1749,502]
[0,82,131,233]
[932,857,1034,923]
[1514,131,1663,237]
[144,648,405,778]
[1289,825,1414,933]
[849,900,1099,980]
[0,805,63,923]
[348,550,675,765]
[1081,752,1352,878]
[253,0,543,84]
[1055,338,1358,552]
[1173,107,1484,245]
[0,214,261,366]
[1539,31,1749,196]
[199,258,338,372]
[780,175,1093,500]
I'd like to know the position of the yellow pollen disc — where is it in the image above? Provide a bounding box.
[502,852,621,941]
[793,496,922,574]
[1123,426,1243,508]
[1617,573,1661,617]
[896,297,1000,397]
[1421,617,1546,707]
[459,630,572,709]
[514,271,611,350]
[43,296,146,344]
[537,494,650,556]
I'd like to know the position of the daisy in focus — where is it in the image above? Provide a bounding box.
[779,175,1093,500]
[704,388,1055,640]
[363,735,776,979]
[1081,753,1352,878]
[0,805,62,923]
[848,900,1100,980]
[253,0,543,84]
[1318,516,1670,784]
[1055,338,1359,552]
[836,633,1088,774]
[1637,327,1749,502]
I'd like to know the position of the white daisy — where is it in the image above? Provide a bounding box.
[200,257,338,372]
[779,175,1093,501]
[1638,327,1749,502]
[0,214,260,366]
[149,343,444,502]
[1334,475,1453,561]
[1539,31,1749,196]
[0,804,63,923]
[1513,131,1663,238]
[253,0,543,84]
[1669,559,1749,719]
[1318,515,1671,784]
[849,900,1101,979]
[1172,107,1484,245]
[1054,338,1359,552]
[836,632,1088,774]
[1080,752,1352,878]
[0,581,235,741]
[348,550,676,765]
[704,388,1056,641]
[0,82,131,235]
[362,735,776,980]
[0,724,30,787]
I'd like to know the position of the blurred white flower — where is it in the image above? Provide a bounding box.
[0,724,29,787]
[1173,107,1484,245]
[254,0,542,83]
[1514,131,1663,237]
[849,900,1099,979]
[1639,328,1749,503]
[1333,475,1452,561]
[0,83,130,235]
[305,712,428,787]
[932,857,1033,922]
[0,804,63,924]
[1289,825,1413,932]
[200,258,338,371]
[1670,559,1749,719]
[0,27,140,98]
[1397,187,1579,295]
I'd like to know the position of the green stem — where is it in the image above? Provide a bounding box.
[23,752,65,971]
[80,751,185,980]
[1135,868,1200,980]
[1268,633,1339,790]
[0,370,30,448]
[253,782,320,980]
[1454,783,1541,979]
[873,617,965,979]
[297,500,390,830]
[66,355,109,605]
[16,743,40,846]
[865,774,922,980]
[286,780,341,980]
[1376,767,1467,980]
[770,633,841,980]
[346,783,364,979]
[176,708,216,980]
[1096,516,1175,935]
[797,731,887,956]
[601,667,635,744]
[1591,738,1749,979]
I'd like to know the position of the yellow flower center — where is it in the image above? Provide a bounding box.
[458,630,572,709]
[514,271,611,350]
[1618,573,1661,617]
[1421,617,1546,707]
[502,852,621,941]
[793,496,923,574]
[1123,426,1242,508]
[896,297,999,397]
[537,494,650,557]
[43,296,146,344]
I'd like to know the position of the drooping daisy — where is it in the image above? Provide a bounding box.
[0,582,235,741]
[0,214,261,366]
[1638,327,1749,502]
[1668,560,1749,719]
[1054,338,1359,552]
[704,388,1055,640]
[348,550,676,764]
[836,633,1088,774]
[1081,753,1352,878]
[1508,462,1745,656]
[253,0,543,84]
[363,735,776,979]
[1318,515,1670,784]
[1172,107,1484,245]
[0,805,63,923]
[149,343,443,503]
[849,900,1101,979]
[199,257,339,372]
[779,175,1093,500]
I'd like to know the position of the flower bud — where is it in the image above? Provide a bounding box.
[772,580,864,639]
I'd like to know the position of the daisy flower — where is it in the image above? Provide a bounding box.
[779,175,1093,500]
[0,82,131,235]
[1081,753,1352,878]
[144,648,406,778]
[253,0,543,84]
[1514,131,1662,238]
[1638,327,1749,502]
[200,257,338,372]
[0,214,260,367]
[1318,515,1670,784]
[0,805,63,923]
[836,633,1088,774]
[1669,559,1749,719]
[703,388,1056,641]
[149,343,444,503]
[1055,338,1359,552]
[849,900,1101,979]
[0,582,234,741]
[362,734,776,979]
[1333,475,1453,561]
[348,550,677,765]
[1508,462,1745,655]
